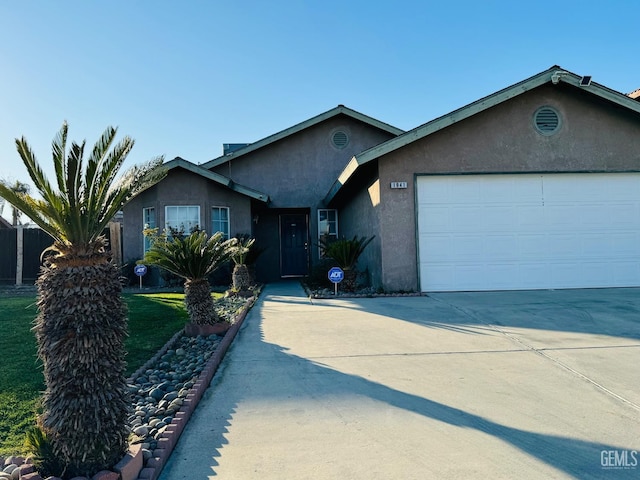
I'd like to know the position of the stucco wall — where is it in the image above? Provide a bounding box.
[213,115,397,269]
[376,84,640,291]
[122,168,252,266]
[337,163,383,289]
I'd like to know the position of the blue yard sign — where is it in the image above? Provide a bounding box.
[328,266,344,295]
[328,267,344,283]
[134,264,147,289]
[134,264,148,276]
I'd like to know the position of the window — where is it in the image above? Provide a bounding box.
[211,206,230,238]
[142,207,155,253]
[318,209,338,257]
[165,206,200,235]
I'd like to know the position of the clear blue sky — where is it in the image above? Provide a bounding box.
[1,0,638,220]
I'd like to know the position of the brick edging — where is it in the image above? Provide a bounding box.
[2,294,258,480]
[135,295,257,480]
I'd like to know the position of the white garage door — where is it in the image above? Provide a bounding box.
[417,173,640,291]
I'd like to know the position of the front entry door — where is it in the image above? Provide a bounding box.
[280,213,309,277]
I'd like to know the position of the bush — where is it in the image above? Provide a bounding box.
[305,258,340,290]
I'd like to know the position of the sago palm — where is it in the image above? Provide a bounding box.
[143,230,237,324]
[0,122,165,478]
[230,235,256,293]
[319,235,374,291]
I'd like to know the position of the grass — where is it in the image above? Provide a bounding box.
[0,290,218,456]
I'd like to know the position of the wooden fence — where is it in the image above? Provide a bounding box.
[0,223,122,285]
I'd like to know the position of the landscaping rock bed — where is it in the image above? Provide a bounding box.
[303,284,426,299]
[0,293,257,480]
[127,334,222,462]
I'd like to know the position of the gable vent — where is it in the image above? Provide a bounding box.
[534,107,561,135]
[331,131,349,149]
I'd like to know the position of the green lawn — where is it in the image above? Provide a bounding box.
[0,291,208,456]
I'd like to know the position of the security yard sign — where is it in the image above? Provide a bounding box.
[134,264,147,289]
[328,266,344,295]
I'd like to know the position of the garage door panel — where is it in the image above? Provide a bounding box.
[606,204,639,225]
[517,235,548,258]
[516,206,545,229]
[547,235,581,258]
[417,173,640,291]
[483,206,520,229]
[545,205,580,227]
[613,262,640,283]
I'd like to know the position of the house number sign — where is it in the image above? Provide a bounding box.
[390,181,407,189]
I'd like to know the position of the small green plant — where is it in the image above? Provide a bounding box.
[306,258,340,290]
[143,229,236,324]
[319,235,374,270]
[24,425,66,478]
[230,235,255,294]
[319,235,374,291]
[230,235,255,266]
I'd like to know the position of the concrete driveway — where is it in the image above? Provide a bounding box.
[160,283,640,480]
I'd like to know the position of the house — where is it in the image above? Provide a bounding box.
[123,66,640,292]
[122,106,404,284]
[0,216,12,229]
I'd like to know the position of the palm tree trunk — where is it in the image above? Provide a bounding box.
[343,268,358,292]
[184,278,219,325]
[232,263,251,291]
[34,253,130,477]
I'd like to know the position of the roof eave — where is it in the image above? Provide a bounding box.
[201,105,404,169]
[326,67,640,203]
[160,157,269,203]
[324,156,360,206]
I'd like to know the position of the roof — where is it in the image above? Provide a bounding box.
[202,105,404,169]
[629,88,640,100]
[163,157,269,203]
[0,216,12,228]
[325,66,640,205]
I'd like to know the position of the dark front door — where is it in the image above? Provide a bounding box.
[280,213,309,277]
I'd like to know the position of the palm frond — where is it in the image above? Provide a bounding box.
[87,128,126,222]
[51,122,68,195]
[15,138,57,208]
[92,136,134,207]
[85,126,117,196]
[144,230,236,281]
[65,141,86,242]
[7,123,166,252]
[320,235,375,270]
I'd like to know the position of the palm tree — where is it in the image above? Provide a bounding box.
[143,230,237,324]
[0,122,165,478]
[319,235,374,291]
[0,180,30,225]
[230,235,256,294]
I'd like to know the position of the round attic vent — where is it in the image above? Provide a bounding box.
[534,106,561,135]
[331,131,349,149]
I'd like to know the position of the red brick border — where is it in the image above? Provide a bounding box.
[133,295,256,480]
[1,294,258,480]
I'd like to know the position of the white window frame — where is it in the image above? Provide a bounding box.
[211,206,230,239]
[165,205,200,236]
[318,209,338,257]
[142,207,156,253]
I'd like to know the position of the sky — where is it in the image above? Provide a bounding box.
[0,0,638,222]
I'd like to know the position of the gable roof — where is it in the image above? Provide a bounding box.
[163,157,269,203]
[202,105,404,169]
[0,216,12,228]
[325,66,640,205]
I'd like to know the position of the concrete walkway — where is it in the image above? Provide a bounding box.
[159,282,640,479]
